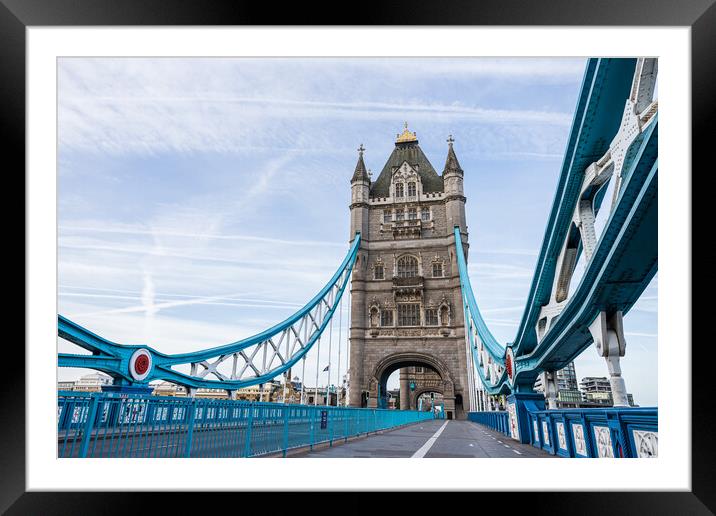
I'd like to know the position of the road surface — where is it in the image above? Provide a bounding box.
[291,420,555,458]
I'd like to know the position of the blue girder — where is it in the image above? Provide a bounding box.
[455,58,658,394]
[512,58,638,358]
[454,226,509,395]
[58,233,361,390]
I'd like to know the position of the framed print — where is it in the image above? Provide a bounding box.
[5,0,712,513]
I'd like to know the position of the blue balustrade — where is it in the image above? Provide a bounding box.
[57,392,435,458]
[525,407,657,458]
[468,407,657,458]
[467,411,510,436]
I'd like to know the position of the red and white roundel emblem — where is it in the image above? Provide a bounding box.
[129,349,152,381]
[505,347,515,385]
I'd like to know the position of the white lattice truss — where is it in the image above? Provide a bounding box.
[179,266,350,388]
[535,58,658,341]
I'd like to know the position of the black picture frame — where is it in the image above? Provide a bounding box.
[4,0,710,513]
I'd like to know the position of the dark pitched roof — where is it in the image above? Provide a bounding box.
[351,149,370,183]
[369,140,444,197]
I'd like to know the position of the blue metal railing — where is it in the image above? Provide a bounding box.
[468,407,657,458]
[57,392,434,458]
[467,411,510,436]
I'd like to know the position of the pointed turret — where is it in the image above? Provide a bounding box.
[349,144,370,241]
[443,135,463,175]
[442,134,467,233]
[351,144,370,183]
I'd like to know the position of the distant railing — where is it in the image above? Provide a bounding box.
[468,407,658,458]
[57,392,434,458]
[467,411,510,435]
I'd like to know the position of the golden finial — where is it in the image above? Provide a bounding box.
[395,122,418,143]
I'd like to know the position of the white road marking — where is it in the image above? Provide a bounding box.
[497,440,503,444]
[503,445,510,448]
[512,449,522,455]
[411,421,449,458]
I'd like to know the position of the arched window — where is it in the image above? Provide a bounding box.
[395,183,404,198]
[421,207,430,221]
[395,209,404,221]
[383,210,392,223]
[407,182,416,196]
[408,208,417,220]
[397,255,418,278]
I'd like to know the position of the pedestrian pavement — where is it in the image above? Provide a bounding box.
[290,419,555,458]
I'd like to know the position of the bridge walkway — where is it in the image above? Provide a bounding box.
[290,420,554,458]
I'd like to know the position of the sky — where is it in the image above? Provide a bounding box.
[57,57,657,406]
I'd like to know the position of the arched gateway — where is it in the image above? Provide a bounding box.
[348,125,471,420]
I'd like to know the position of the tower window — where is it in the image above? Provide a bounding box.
[395,209,404,221]
[407,182,416,196]
[421,207,430,221]
[383,210,392,223]
[432,262,443,277]
[397,303,420,326]
[380,309,393,326]
[425,308,438,326]
[408,208,417,220]
[397,255,418,278]
[374,264,384,280]
[395,183,404,198]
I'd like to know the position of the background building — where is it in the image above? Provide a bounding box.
[57,380,75,391]
[580,376,637,407]
[71,372,113,392]
[534,362,582,408]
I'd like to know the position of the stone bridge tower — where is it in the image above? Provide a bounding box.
[348,124,471,420]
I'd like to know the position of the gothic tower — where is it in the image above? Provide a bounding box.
[348,124,470,420]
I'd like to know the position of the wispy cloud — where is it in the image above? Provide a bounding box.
[140,272,158,317]
[58,57,580,156]
[57,56,656,404]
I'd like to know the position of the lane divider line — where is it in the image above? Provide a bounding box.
[411,420,449,458]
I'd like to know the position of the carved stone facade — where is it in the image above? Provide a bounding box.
[348,125,471,419]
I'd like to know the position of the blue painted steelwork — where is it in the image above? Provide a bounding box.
[57,392,434,458]
[513,134,657,385]
[58,234,361,390]
[455,225,508,395]
[468,407,657,458]
[455,57,658,394]
[467,411,510,436]
[511,58,639,358]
